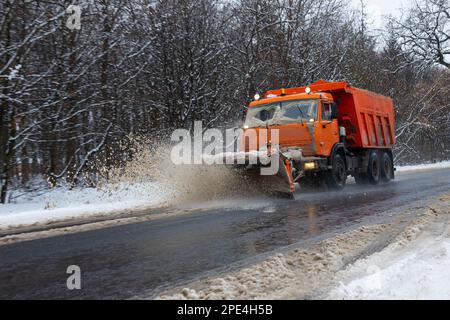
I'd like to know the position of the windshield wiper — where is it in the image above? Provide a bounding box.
[296,106,305,125]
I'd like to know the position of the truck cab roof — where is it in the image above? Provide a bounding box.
[249,92,333,107]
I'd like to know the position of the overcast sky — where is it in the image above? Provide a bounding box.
[350,0,410,30]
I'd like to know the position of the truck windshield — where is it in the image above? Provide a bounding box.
[244,99,318,128]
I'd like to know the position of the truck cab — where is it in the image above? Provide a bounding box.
[239,80,395,195]
[243,92,340,158]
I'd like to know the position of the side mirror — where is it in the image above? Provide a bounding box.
[331,102,338,119]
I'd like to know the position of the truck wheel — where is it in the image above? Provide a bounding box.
[367,152,380,185]
[380,152,393,182]
[325,154,347,190]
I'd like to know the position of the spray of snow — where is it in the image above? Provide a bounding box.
[107,139,266,203]
[0,138,260,229]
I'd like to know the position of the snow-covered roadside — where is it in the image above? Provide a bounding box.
[0,182,173,230]
[396,160,450,172]
[329,235,450,299]
[328,202,450,299]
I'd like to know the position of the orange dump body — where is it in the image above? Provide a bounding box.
[243,80,395,156]
[335,86,395,149]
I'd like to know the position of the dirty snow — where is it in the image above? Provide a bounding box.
[0,182,172,230]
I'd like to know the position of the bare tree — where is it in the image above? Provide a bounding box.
[392,0,450,69]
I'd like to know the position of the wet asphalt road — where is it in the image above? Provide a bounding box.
[0,168,449,299]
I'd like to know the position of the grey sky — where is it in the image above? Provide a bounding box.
[351,0,410,30]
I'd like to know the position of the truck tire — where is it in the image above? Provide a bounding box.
[380,152,393,182]
[325,154,347,190]
[367,152,380,185]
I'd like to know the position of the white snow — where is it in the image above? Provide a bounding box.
[329,225,450,299]
[396,160,450,172]
[7,64,21,81]
[0,182,172,230]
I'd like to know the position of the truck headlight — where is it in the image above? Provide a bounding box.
[304,162,316,170]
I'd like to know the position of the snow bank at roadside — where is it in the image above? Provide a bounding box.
[156,223,392,300]
[0,182,173,230]
[328,203,450,300]
[329,236,450,299]
[396,160,450,172]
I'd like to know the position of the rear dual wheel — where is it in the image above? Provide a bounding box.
[354,151,393,185]
[380,152,393,182]
[367,152,380,184]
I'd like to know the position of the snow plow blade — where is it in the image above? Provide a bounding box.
[240,158,294,198]
[213,151,295,198]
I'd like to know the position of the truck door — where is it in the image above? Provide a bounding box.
[316,101,339,156]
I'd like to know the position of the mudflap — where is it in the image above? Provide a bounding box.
[237,155,295,198]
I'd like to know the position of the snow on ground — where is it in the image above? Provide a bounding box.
[0,182,172,230]
[328,205,450,300]
[329,230,450,299]
[396,160,450,172]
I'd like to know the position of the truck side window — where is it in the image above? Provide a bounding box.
[322,103,332,121]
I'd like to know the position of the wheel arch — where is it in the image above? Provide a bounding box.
[329,143,347,169]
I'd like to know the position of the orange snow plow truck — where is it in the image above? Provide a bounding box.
[236,80,396,198]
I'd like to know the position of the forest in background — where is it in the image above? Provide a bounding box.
[1,0,449,203]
